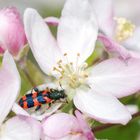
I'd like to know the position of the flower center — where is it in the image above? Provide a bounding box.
[114,17,135,42]
[53,53,88,89]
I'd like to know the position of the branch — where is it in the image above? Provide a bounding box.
[93,111,140,132]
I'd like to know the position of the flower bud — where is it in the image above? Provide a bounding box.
[0,7,27,56]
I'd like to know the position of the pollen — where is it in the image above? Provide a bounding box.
[114,17,135,42]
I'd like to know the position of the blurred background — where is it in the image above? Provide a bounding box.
[0,0,140,140]
[0,0,140,24]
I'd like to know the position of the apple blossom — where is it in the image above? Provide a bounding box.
[24,0,140,125]
[0,51,41,140]
[42,111,94,140]
[0,7,27,56]
[89,0,140,59]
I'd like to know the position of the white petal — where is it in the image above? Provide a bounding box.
[88,58,140,98]
[0,116,32,140]
[74,89,131,124]
[12,103,30,117]
[24,8,61,75]
[12,102,62,121]
[126,105,138,115]
[45,17,59,26]
[31,103,62,121]
[89,0,115,37]
[123,27,140,52]
[0,51,20,125]
[57,0,98,64]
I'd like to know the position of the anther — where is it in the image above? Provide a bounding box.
[59,76,63,79]
[53,67,56,71]
[84,74,88,78]
[64,53,67,56]
[57,60,62,64]
[53,67,62,73]
[77,53,80,56]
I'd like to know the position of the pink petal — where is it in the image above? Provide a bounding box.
[123,27,140,52]
[0,7,26,56]
[1,116,32,140]
[45,17,59,26]
[74,89,131,125]
[43,134,88,140]
[57,134,88,140]
[98,34,131,60]
[129,50,140,59]
[24,8,61,75]
[42,113,80,138]
[89,0,115,37]
[21,116,41,140]
[57,0,98,64]
[88,58,140,98]
[0,47,4,54]
[75,111,94,140]
[0,51,20,125]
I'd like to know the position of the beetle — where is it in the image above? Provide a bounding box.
[18,87,66,111]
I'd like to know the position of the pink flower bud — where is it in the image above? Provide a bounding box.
[42,111,95,140]
[0,7,27,56]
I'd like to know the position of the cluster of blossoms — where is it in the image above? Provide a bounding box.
[0,0,140,139]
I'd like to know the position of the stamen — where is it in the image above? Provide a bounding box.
[64,53,67,56]
[80,63,88,70]
[84,74,88,78]
[64,53,70,66]
[53,52,88,89]
[75,53,80,72]
[57,59,62,64]
[53,67,63,74]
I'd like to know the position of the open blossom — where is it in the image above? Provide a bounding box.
[89,0,140,59]
[0,51,41,140]
[0,7,27,56]
[42,111,94,140]
[24,0,140,125]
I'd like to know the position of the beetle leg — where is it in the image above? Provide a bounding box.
[48,103,51,107]
[35,105,41,111]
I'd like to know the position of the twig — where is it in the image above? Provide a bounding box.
[93,111,140,132]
